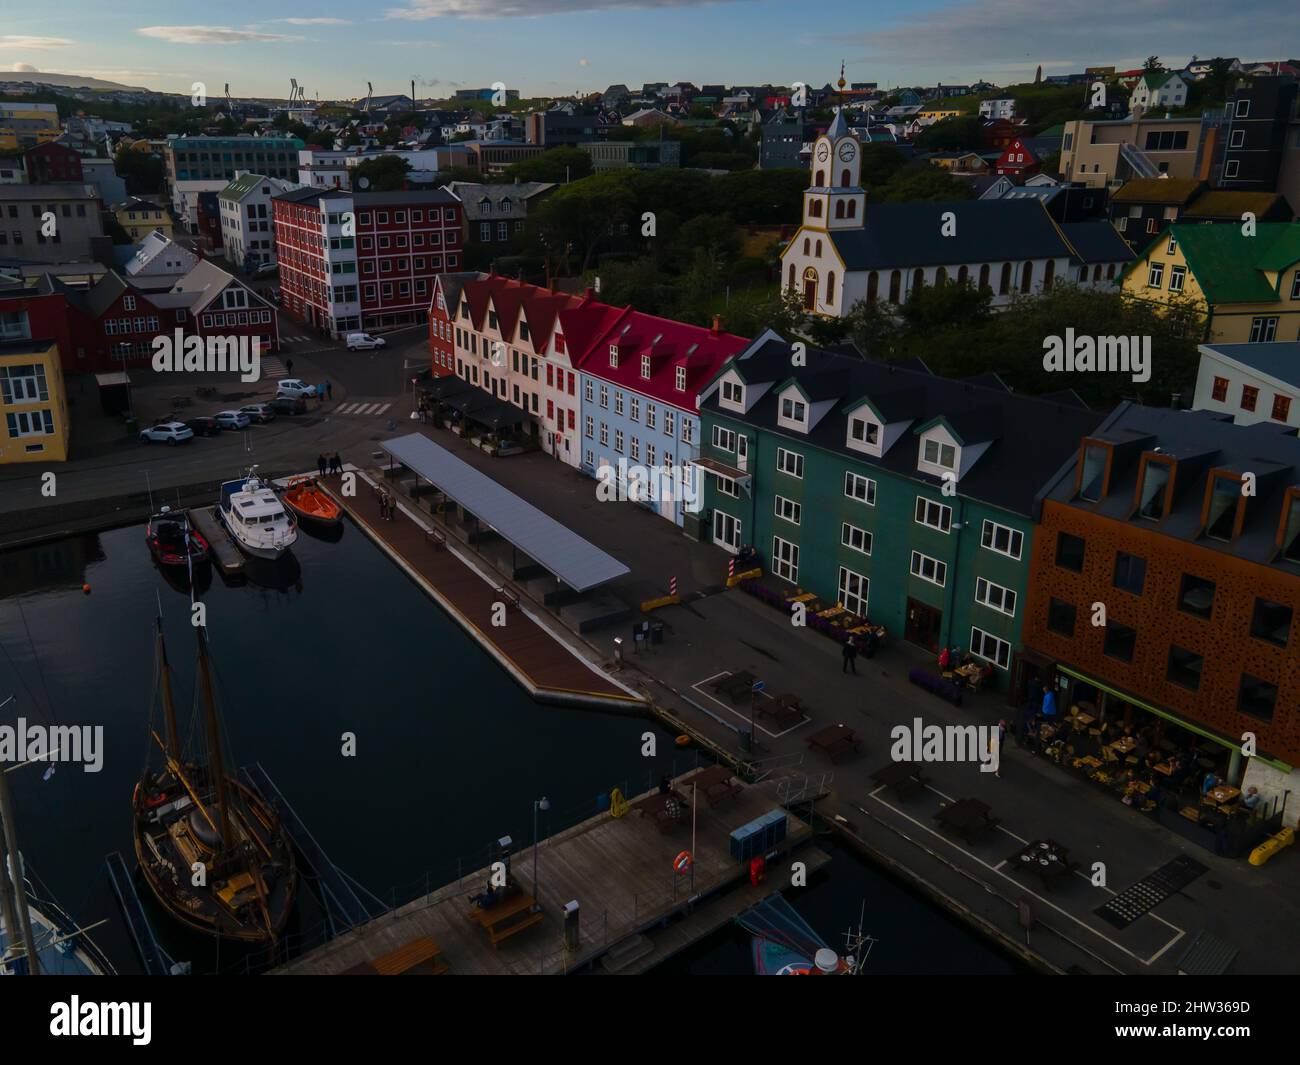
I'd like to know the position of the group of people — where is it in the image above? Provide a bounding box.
[377,488,397,521]
[937,645,995,690]
[316,452,344,476]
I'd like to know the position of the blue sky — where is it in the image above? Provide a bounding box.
[3,0,1296,100]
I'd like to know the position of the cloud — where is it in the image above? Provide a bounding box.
[2,35,74,49]
[844,0,1288,75]
[579,58,590,66]
[12,63,39,72]
[136,25,300,45]
[272,17,352,25]
[385,0,742,19]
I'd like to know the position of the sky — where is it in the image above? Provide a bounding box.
[2,0,1297,101]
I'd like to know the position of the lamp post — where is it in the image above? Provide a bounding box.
[532,796,550,912]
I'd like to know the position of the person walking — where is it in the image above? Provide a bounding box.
[992,719,1008,777]
[317,453,327,477]
[324,379,333,401]
[332,452,342,475]
[285,358,294,377]
[841,637,858,675]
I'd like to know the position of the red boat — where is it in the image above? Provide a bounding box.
[145,507,210,568]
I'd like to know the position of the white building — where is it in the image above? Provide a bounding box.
[978,98,1016,120]
[123,229,198,285]
[218,171,295,270]
[1193,342,1300,427]
[298,148,357,190]
[1130,72,1188,111]
[171,179,228,232]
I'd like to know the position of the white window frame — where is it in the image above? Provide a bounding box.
[776,447,804,478]
[969,626,1011,669]
[975,577,1017,617]
[774,495,801,525]
[838,566,869,617]
[841,522,872,555]
[711,425,736,452]
[981,519,1024,560]
[772,536,799,583]
[910,550,947,587]
[914,496,952,533]
[844,471,876,505]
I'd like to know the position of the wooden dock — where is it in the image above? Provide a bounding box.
[187,505,244,576]
[271,772,825,976]
[319,471,640,711]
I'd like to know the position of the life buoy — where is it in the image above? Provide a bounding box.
[674,850,693,875]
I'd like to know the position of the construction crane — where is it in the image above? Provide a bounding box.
[363,81,373,120]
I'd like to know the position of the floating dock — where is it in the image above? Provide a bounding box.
[187,505,244,576]
[271,769,828,976]
[104,851,172,977]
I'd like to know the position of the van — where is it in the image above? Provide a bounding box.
[346,332,386,351]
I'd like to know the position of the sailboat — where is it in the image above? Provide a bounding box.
[131,617,297,944]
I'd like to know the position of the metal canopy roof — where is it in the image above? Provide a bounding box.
[380,433,629,593]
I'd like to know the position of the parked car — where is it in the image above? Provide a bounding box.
[346,332,386,351]
[186,416,221,437]
[269,395,307,416]
[276,379,317,400]
[213,410,251,430]
[239,403,276,424]
[253,261,279,279]
[139,421,194,446]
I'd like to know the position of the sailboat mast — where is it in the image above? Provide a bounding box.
[155,617,181,761]
[0,755,40,975]
[195,629,233,853]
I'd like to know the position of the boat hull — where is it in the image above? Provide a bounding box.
[217,505,296,560]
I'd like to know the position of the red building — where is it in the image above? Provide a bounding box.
[273,186,463,338]
[24,142,84,184]
[994,137,1041,177]
[428,272,479,378]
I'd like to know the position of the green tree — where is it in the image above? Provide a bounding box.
[527,171,636,273]
[858,142,907,187]
[114,147,164,195]
[1143,56,1164,73]
[352,154,412,191]
[503,146,592,184]
[876,164,975,203]
[912,116,984,152]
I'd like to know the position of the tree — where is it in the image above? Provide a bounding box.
[913,116,984,152]
[114,147,164,195]
[876,164,975,203]
[503,147,592,184]
[351,154,412,191]
[858,142,907,187]
[527,171,636,274]
[1143,56,1164,73]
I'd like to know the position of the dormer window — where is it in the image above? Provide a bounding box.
[922,438,955,470]
[1278,488,1300,563]
[721,379,744,406]
[1203,471,1245,542]
[849,416,879,447]
[781,397,806,421]
[609,343,619,367]
[1136,454,1174,521]
[641,354,651,379]
[675,365,686,391]
[1077,441,1112,502]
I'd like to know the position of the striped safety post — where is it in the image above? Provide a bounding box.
[728,558,735,579]
[669,576,677,597]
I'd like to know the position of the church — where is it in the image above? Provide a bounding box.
[779,111,1134,318]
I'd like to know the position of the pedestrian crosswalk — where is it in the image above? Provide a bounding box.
[334,401,394,417]
[280,333,312,344]
[261,356,288,379]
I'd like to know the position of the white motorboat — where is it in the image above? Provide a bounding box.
[217,467,298,560]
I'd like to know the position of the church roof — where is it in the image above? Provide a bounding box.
[824,108,850,139]
[827,200,1073,269]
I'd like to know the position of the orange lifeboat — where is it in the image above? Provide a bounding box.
[281,477,342,526]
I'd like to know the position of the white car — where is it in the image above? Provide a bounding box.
[346,332,386,351]
[276,379,317,400]
[139,421,194,445]
[214,410,251,430]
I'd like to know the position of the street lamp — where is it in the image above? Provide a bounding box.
[532,796,550,912]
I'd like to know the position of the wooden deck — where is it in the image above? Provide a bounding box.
[272,776,820,976]
[187,505,243,576]
[319,471,638,710]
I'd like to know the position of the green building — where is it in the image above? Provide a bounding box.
[695,331,1104,690]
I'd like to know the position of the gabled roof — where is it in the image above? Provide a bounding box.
[1127,223,1300,304]
[1200,341,1300,391]
[1182,190,1287,220]
[168,259,269,316]
[1111,177,1203,205]
[701,338,1103,516]
[1058,221,1136,265]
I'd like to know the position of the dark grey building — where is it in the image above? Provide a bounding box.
[1218,76,1299,193]
[759,110,813,169]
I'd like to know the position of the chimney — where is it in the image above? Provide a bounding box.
[711,313,723,335]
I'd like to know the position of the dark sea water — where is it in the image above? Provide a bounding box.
[0,521,1018,975]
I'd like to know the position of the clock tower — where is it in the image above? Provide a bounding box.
[802,109,865,231]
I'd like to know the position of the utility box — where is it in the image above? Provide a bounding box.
[729,809,788,862]
[563,899,580,950]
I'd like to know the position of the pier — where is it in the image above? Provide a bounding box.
[104,851,172,977]
[272,769,828,975]
[186,505,244,576]
[319,466,641,711]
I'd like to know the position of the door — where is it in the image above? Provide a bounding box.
[712,510,741,553]
[736,433,749,472]
[905,597,943,654]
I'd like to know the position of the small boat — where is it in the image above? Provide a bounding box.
[1,877,116,976]
[217,466,297,561]
[280,476,342,526]
[737,893,874,975]
[146,506,210,568]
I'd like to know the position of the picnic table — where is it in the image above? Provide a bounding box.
[757,692,805,731]
[685,764,743,807]
[1110,736,1138,754]
[934,797,1001,841]
[342,936,450,975]
[1208,784,1241,804]
[636,790,689,832]
[871,761,930,798]
[806,723,861,763]
[1009,839,1075,889]
[469,890,543,949]
[709,670,758,704]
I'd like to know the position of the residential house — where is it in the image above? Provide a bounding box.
[696,333,1104,688]
[1120,223,1300,343]
[1108,178,1205,251]
[218,172,295,271]
[0,337,68,463]
[165,258,280,354]
[1022,404,1300,823]
[1182,189,1292,225]
[760,110,814,170]
[1130,72,1189,111]
[23,142,83,184]
[444,181,555,268]
[620,109,680,130]
[0,184,108,263]
[1217,77,1300,202]
[993,137,1040,178]
[113,196,172,241]
[979,99,1017,121]
[1193,341,1300,427]
[1059,115,1214,188]
[121,229,198,287]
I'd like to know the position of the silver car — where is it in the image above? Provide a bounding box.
[214,410,251,430]
[139,421,195,445]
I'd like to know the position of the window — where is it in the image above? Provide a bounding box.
[844,471,876,505]
[1238,675,1277,721]
[711,425,735,452]
[838,567,869,616]
[1168,265,1185,293]
[780,396,807,423]
[1272,394,1292,422]
[848,415,879,448]
[1177,573,1216,619]
[665,410,675,437]
[630,436,640,461]
[1147,262,1164,288]
[776,448,803,478]
[841,523,872,554]
[1055,532,1086,573]
[716,475,739,498]
[1166,645,1203,691]
[1292,273,1300,300]
[910,550,946,587]
[721,379,743,405]
[614,429,624,453]
[1211,376,1229,402]
[922,437,956,470]
[914,497,952,532]
[1103,622,1136,663]
[599,422,608,446]
[629,396,639,422]
[608,344,619,367]
[1137,457,1172,520]
[775,495,801,525]
[642,355,653,379]
[1046,597,1075,636]
[975,578,1017,617]
[0,311,31,340]
[981,520,1023,559]
[1251,598,1292,647]
[1112,552,1146,595]
[1205,474,1242,541]
[1078,443,1109,501]
[969,627,1010,669]
[1,363,48,403]
[675,366,686,391]
[772,537,799,582]
[599,384,608,409]
[1249,316,1279,343]
[584,378,593,402]
[614,392,624,416]
[584,415,594,439]
[646,403,656,429]
[1241,385,1259,412]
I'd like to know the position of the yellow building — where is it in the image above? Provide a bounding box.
[0,340,70,464]
[114,197,173,241]
[1120,222,1300,343]
[918,108,964,123]
[0,103,61,151]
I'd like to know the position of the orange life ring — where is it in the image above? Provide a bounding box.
[674,850,693,875]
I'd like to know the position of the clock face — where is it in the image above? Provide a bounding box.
[816,142,829,162]
[838,141,857,162]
